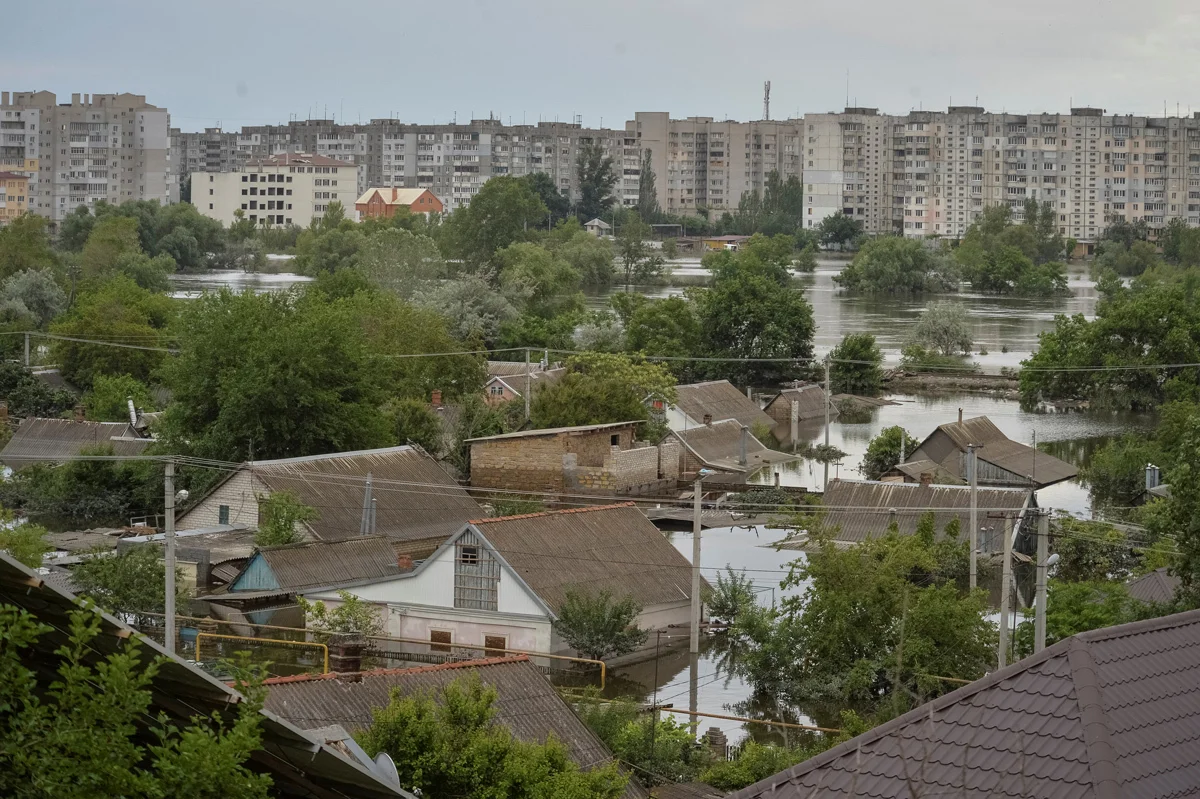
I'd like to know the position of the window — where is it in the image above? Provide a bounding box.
[610,434,620,446]
[430,630,452,653]
[218,505,230,525]
[454,532,498,611]
[484,636,507,657]
[488,385,504,396]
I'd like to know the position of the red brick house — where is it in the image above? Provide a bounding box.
[354,187,443,219]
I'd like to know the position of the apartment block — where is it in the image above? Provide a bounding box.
[0,91,173,222]
[169,127,248,190]
[0,171,29,224]
[194,152,357,229]
[628,112,804,217]
[803,105,1200,242]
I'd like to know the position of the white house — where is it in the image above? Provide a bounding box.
[583,217,612,237]
[194,152,358,229]
[304,503,703,657]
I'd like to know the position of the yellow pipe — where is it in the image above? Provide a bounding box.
[195,632,330,674]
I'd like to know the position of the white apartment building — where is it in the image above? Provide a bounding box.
[628,112,804,217]
[0,91,172,221]
[195,153,357,228]
[801,108,894,234]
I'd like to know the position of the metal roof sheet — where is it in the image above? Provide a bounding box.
[674,380,775,430]
[910,416,1079,488]
[732,608,1200,799]
[764,385,828,421]
[242,536,402,593]
[1126,568,1180,605]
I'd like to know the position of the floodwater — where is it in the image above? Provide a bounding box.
[168,267,311,299]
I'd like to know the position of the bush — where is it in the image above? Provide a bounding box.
[708,567,758,623]
[907,301,973,357]
[861,426,919,480]
[828,333,883,395]
[254,490,317,547]
[553,588,648,661]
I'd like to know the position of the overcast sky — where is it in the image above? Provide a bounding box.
[9,1,1200,131]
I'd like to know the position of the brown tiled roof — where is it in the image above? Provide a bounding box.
[0,417,151,469]
[764,385,828,421]
[0,171,29,181]
[651,782,724,799]
[784,479,1031,547]
[241,536,401,593]
[733,608,1200,799]
[674,380,775,430]
[263,655,646,798]
[671,419,797,474]
[250,445,482,544]
[1127,567,1181,605]
[473,504,699,612]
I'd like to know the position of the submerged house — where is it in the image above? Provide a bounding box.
[763,384,829,425]
[0,415,155,469]
[668,419,796,479]
[661,379,775,433]
[482,360,566,406]
[302,504,703,656]
[898,415,1078,489]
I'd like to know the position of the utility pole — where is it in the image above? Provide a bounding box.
[997,513,1014,668]
[823,358,831,489]
[690,471,711,654]
[163,460,176,655]
[968,444,978,590]
[23,332,29,367]
[1035,510,1049,653]
[524,348,531,423]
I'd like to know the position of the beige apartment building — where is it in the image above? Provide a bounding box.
[0,91,172,222]
[195,152,357,229]
[627,112,803,217]
[0,171,29,224]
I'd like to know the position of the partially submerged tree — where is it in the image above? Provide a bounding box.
[829,333,884,395]
[553,588,649,661]
[861,426,919,480]
[70,544,190,627]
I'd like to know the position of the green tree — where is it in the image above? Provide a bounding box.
[615,216,665,287]
[0,362,75,418]
[0,269,67,327]
[576,693,710,788]
[530,353,676,429]
[816,212,864,248]
[908,301,973,357]
[355,674,626,799]
[549,225,616,287]
[861,426,919,480]
[384,397,445,456]
[254,489,317,547]
[624,296,702,366]
[575,141,618,222]
[414,273,517,344]
[442,176,547,270]
[829,333,883,395]
[1094,239,1160,277]
[297,589,385,640]
[112,251,176,292]
[355,227,445,298]
[707,567,757,624]
[497,242,583,318]
[82,373,157,422]
[701,741,821,792]
[71,544,190,625]
[1051,516,1138,583]
[553,588,649,661]
[81,215,143,279]
[1013,580,1140,658]
[0,512,49,567]
[519,171,571,226]
[833,236,959,294]
[0,213,57,279]
[0,603,271,799]
[637,150,660,222]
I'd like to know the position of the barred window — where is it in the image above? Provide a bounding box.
[454,532,498,611]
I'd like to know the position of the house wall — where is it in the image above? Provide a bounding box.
[637,599,694,631]
[913,431,957,470]
[658,440,680,480]
[469,426,638,492]
[484,379,520,407]
[176,471,265,530]
[386,606,552,653]
[574,444,660,492]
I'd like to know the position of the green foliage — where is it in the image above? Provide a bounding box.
[575,693,710,787]
[623,296,701,367]
[298,589,384,640]
[356,674,626,799]
[701,741,821,792]
[498,310,583,352]
[953,202,1068,296]
[0,213,58,278]
[1094,240,1159,277]
[71,543,191,624]
[414,272,517,344]
[616,217,665,286]
[708,567,758,624]
[355,227,445,297]
[1051,516,1138,583]
[384,397,445,456]
[548,224,616,287]
[0,362,75,418]
[83,373,157,422]
[694,236,814,385]
[531,353,675,429]
[490,495,545,517]
[0,603,271,798]
[0,511,49,567]
[50,274,175,390]
[442,176,547,269]
[0,269,67,327]
[1014,580,1140,658]
[907,300,973,357]
[816,212,865,248]
[734,172,808,237]
[448,394,517,474]
[81,216,143,279]
[829,333,883,395]
[861,426,919,480]
[293,213,363,275]
[637,151,660,222]
[553,588,649,661]
[575,142,618,222]
[498,242,583,318]
[254,490,317,547]
[113,251,176,292]
[834,237,959,294]
[520,171,571,226]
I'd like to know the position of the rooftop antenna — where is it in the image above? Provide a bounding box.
[763,80,771,121]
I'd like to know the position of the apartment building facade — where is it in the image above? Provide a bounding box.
[194,152,357,229]
[803,106,1200,242]
[0,171,29,224]
[628,112,804,217]
[0,91,173,222]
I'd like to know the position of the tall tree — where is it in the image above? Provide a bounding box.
[519,171,571,226]
[0,214,57,279]
[637,149,660,222]
[575,141,618,222]
[441,176,547,270]
[616,217,664,287]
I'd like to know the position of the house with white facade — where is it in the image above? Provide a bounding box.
[303,503,703,657]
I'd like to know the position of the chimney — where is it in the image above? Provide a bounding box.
[920,471,933,487]
[397,553,414,571]
[958,407,963,426]
[1,92,9,106]
[327,634,366,680]
[430,389,443,407]
[71,92,81,106]
[1145,463,1161,491]
[704,727,729,759]
[391,187,397,201]
[127,397,138,427]
[74,404,85,422]
[739,425,749,466]
[703,414,713,427]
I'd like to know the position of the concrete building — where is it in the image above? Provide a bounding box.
[194,152,358,229]
[0,171,28,224]
[626,112,804,217]
[0,91,172,222]
[168,126,248,194]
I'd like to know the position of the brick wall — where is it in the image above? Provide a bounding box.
[658,440,681,480]
[468,426,639,492]
[176,470,265,530]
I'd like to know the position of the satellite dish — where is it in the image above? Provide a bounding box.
[373,752,400,786]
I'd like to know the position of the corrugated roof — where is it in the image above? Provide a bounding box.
[249,445,482,544]
[0,417,152,469]
[263,656,646,799]
[786,479,1031,547]
[674,380,775,430]
[651,783,724,799]
[671,420,797,474]
[0,551,412,799]
[473,504,699,612]
[1127,567,1180,605]
[893,458,966,485]
[465,421,639,443]
[733,608,1200,799]
[910,415,1079,488]
[237,536,401,593]
[764,385,828,421]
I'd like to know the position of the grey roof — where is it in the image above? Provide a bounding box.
[245,445,481,545]
[465,420,639,443]
[0,416,152,468]
[674,380,775,429]
[671,419,797,474]
[263,655,646,799]
[472,503,700,612]
[892,458,966,485]
[764,384,828,422]
[235,536,401,594]
[786,479,1031,547]
[0,550,412,799]
[1127,567,1180,605]
[651,783,724,799]
[909,416,1079,488]
[733,608,1200,799]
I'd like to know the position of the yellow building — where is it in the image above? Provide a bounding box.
[0,171,29,225]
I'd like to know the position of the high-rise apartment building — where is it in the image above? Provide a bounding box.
[627,112,804,217]
[0,91,172,222]
[804,106,1200,241]
[0,171,29,225]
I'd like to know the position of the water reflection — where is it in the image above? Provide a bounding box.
[168,270,312,299]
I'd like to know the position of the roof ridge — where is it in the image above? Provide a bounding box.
[1066,637,1122,798]
[250,444,417,467]
[260,655,529,686]
[470,502,636,524]
[259,535,388,553]
[1077,605,1200,642]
